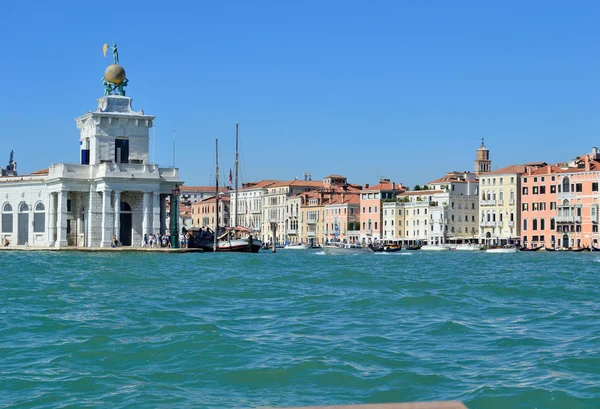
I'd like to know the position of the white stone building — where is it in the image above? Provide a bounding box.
[0,95,182,247]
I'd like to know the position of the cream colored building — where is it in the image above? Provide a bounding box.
[426,172,479,244]
[381,201,405,243]
[478,163,545,245]
[230,180,276,235]
[261,180,323,245]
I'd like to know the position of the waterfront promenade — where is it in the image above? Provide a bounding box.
[0,246,203,253]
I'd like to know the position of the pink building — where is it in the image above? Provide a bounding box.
[521,148,600,249]
[359,179,405,244]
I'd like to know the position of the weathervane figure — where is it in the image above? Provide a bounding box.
[101,42,128,96]
[103,42,119,65]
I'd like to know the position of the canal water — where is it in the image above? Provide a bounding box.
[1,250,599,409]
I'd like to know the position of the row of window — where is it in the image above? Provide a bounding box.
[481,177,516,185]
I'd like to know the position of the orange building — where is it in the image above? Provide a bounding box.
[191,196,230,230]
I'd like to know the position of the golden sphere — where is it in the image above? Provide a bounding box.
[104,64,126,85]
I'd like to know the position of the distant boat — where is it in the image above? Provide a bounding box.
[485,246,518,253]
[322,242,370,255]
[453,243,481,251]
[421,245,450,251]
[282,243,311,250]
[519,245,543,252]
[371,244,403,253]
[404,244,422,251]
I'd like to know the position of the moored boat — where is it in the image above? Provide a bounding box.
[371,244,403,253]
[453,243,481,251]
[421,245,450,251]
[520,245,544,251]
[485,246,518,253]
[322,243,370,255]
[404,245,422,251]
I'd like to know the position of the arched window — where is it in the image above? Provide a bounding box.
[499,191,504,201]
[523,219,528,231]
[533,219,538,230]
[2,203,13,233]
[540,218,545,230]
[19,203,29,212]
[34,202,46,233]
[562,177,570,193]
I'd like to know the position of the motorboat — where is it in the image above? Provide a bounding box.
[485,246,518,253]
[282,243,311,250]
[421,245,450,251]
[452,243,481,251]
[321,242,370,255]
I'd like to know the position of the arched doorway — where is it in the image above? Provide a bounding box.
[562,234,569,249]
[18,203,29,245]
[120,201,132,246]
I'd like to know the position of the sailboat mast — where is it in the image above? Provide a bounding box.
[234,122,239,228]
[214,137,219,252]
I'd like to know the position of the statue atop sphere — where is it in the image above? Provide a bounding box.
[101,42,128,96]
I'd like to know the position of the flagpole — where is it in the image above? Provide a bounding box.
[234,122,239,229]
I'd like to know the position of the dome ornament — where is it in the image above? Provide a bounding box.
[101,42,128,96]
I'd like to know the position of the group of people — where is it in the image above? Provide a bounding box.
[141,232,192,248]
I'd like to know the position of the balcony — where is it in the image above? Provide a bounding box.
[508,221,514,227]
[556,215,581,223]
[508,199,515,205]
[287,228,297,235]
[365,229,373,235]
[306,218,317,225]
[497,200,504,206]
[307,231,316,238]
[480,200,496,206]
[479,221,496,227]
[557,191,575,201]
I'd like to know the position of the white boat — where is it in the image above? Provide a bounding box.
[421,245,450,251]
[282,243,311,250]
[453,243,481,251]
[485,246,518,253]
[321,243,370,255]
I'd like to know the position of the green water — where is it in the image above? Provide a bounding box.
[1,250,599,408]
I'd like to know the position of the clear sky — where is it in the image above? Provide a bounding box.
[1,0,599,189]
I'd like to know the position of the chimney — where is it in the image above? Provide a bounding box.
[547,165,551,175]
[585,155,590,171]
[392,182,395,190]
[364,183,369,189]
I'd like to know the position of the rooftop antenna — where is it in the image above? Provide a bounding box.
[172,129,176,167]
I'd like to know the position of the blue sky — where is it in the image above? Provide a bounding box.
[1,1,599,188]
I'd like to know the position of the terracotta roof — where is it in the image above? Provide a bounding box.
[399,190,445,197]
[198,196,231,203]
[325,192,361,205]
[427,172,477,184]
[180,186,230,194]
[483,163,546,176]
[527,164,563,176]
[363,181,405,192]
[239,180,278,190]
[269,180,323,188]
[31,168,49,175]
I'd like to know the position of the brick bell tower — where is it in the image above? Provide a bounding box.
[474,138,491,176]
